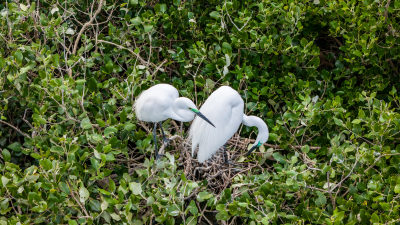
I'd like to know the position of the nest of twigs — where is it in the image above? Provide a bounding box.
[159,134,268,194]
[109,121,268,193]
[109,121,319,194]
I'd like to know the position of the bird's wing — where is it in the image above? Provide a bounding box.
[134,84,178,122]
[189,87,243,163]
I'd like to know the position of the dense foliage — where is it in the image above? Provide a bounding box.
[1,0,400,224]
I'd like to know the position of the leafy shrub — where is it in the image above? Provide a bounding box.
[0,0,399,224]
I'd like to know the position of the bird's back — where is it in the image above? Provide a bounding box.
[189,86,244,163]
[134,84,179,122]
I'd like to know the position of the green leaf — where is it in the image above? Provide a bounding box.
[315,192,326,206]
[2,149,11,162]
[20,64,34,74]
[26,174,39,183]
[301,145,310,153]
[187,200,198,215]
[101,200,109,211]
[147,196,155,205]
[30,153,41,159]
[333,117,344,126]
[333,209,345,222]
[167,205,180,216]
[124,122,135,131]
[222,42,232,54]
[40,159,52,170]
[59,182,70,194]
[76,79,86,85]
[50,146,64,154]
[31,201,47,213]
[104,126,118,137]
[110,213,121,221]
[272,152,286,164]
[196,191,213,202]
[14,50,23,64]
[88,199,101,212]
[87,77,97,92]
[215,210,230,220]
[96,118,106,127]
[394,184,400,194]
[68,220,78,225]
[20,4,28,11]
[80,118,92,129]
[186,216,197,225]
[129,182,142,195]
[79,186,90,204]
[209,11,220,19]
[395,0,400,8]
[144,25,153,32]
[65,28,75,35]
[7,142,22,152]
[32,114,46,125]
[352,119,362,124]
[131,17,142,26]
[98,188,111,196]
[159,4,167,13]
[1,176,10,187]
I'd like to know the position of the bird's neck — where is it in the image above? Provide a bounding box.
[242,115,269,144]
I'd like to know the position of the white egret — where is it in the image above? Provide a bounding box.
[134,83,215,159]
[189,86,269,163]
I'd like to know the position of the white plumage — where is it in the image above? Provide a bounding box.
[134,83,215,159]
[135,84,185,122]
[189,86,269,163]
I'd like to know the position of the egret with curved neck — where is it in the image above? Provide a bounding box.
[189,86,269,163]
[135,84,215,159]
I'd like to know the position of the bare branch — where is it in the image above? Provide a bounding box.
[66,181,92,219]
[96,39,155,74]
[72,0,105,55]
[0,120,31,138]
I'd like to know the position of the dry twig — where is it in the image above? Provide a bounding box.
[0,120,31,138]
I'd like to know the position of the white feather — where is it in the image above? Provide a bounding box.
[189,86,269,163]
[134,84,180,122]
[134,83,216,159]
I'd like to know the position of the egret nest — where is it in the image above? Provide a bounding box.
[158,134,269,194]
[114,122,276,194]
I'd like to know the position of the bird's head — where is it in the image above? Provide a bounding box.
[175,97,215,127]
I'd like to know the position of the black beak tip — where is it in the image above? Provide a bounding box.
[195,111,216,128]
[245,144,258,156]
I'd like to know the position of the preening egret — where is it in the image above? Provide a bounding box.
[189,86,269,163]
[134,83,215,159]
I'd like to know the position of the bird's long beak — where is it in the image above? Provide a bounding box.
[245,142,261,156]
[191,108,215,127]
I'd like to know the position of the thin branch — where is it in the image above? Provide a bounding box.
[330,155,359,192]
[96,39,155,73]
[67,181,92,219]
[224,0,252,31]
[228,136,321,151]
[72,0,105,55]
[0,120,31,138]
[384,0,391,22]
[365,152,400,173]
[158,135,183,155]
[151,59,167,78]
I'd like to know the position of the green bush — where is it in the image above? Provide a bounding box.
[0,0,400,224]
